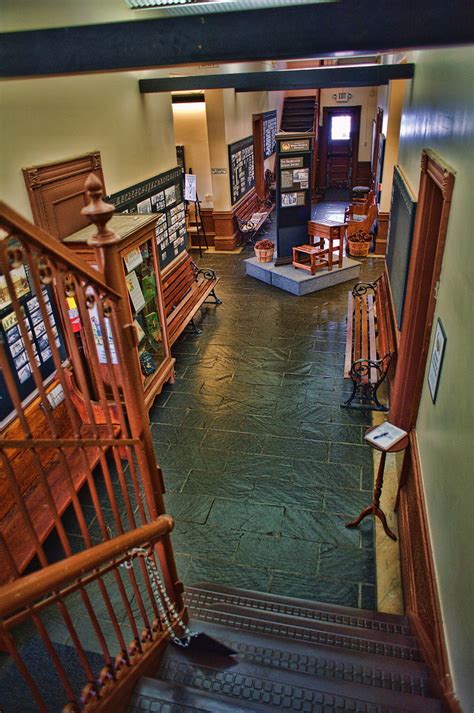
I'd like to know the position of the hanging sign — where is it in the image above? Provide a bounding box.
[184,173,197,202]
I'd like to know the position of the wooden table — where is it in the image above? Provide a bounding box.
[308,219,344,269]
[345,425,409,541]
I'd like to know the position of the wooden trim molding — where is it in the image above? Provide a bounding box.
[374,211,389,255]
[389,150,455,430]
[398,432,462,713]
[23,152,105,241]
[212,209,238,250]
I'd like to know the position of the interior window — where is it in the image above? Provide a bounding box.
[331,115,351,140]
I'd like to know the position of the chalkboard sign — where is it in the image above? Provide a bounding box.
[386,166,417,329]
[263,110,277,159]
[228,136,255,205]
[107,167,187,270]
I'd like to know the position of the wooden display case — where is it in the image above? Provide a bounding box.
[64,214,175,409]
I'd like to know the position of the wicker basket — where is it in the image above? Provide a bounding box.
[255,247,274,263]
[348,240,370,257]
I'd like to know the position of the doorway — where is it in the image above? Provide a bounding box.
[318,106,361,191]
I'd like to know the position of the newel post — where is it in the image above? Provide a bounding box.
[81,174,184,610]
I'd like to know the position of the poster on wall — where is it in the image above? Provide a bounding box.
[262,110,277,159]
[228,136,255,205]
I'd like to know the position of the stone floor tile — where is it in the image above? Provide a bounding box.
[207,499,284,535]
[319,543,375,584]
[163,492,214,524]
[201,428,264,455]
[261,434,328,462]
[282,508,361,547]
[323,486,372,517]
[328,441,373,467]
[269,572,359,607]
[235,533,319,575]
[185,557,271,592]
[171,522,240,560]
[182,469,255,501]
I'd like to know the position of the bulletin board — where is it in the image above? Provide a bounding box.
[262,110,277,159]
[107,167,187,271]
[228,136,255,205]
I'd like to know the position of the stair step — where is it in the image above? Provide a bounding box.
[188,619,434,697]
[189,602,421,662]
[154,646,442,713]
[129,678,270,712]
[185,583,411,634]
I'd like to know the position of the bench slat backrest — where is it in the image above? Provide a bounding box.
[162,253,196,316]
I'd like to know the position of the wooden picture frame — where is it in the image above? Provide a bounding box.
[427,318,447,403]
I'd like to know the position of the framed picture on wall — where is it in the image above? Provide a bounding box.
[427,318,447,403]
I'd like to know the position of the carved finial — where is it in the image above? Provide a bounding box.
[82,174,119,247]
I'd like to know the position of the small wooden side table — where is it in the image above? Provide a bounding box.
[292,244,329,275]
[308,219,344,269]
[346,424,409,541]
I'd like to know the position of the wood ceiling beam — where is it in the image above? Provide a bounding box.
[140,64,415,93]
[0,1,470,79]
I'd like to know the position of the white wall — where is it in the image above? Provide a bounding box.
[395,45,474,713]
[0,72,176,220]
[172,102,213,208]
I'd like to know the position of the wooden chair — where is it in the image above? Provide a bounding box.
[345,203,378,241]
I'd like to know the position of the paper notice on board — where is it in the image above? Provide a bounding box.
[125,270,146,313]
[184,173,197,202]
[89,302,118,365]
[123,246,143,273]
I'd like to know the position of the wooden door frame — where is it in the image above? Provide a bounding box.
[371,107,384,190]
[390,150,455,433]
[252,113,265,199]
[318,105,361,191]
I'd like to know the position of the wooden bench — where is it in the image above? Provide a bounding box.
[235,189,274,246]
[345,203,378,241]
[344,190,375,222]
[342,274,398,411]
[161,251,221,346]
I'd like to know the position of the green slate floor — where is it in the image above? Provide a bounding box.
[152,204,382,610]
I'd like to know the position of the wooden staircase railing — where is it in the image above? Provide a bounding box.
[0,192,185,711]
[0,517,176,712]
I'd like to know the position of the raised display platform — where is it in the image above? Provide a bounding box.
[244,255,360,296]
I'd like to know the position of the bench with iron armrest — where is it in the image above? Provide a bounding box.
[235,190,274,246]
[161,251,221,346]
[343,274,397,411]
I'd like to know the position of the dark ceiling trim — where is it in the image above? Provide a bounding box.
[171,93,205,102]
[140,64,415,93]
[0,1,470,78]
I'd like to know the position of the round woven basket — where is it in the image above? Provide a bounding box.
[255,247,274,263]
[348,240,370,257]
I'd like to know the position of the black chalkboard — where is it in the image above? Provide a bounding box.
[386,166,417,329]
[176,145,185,174]
[262,110,277,159]
[228,136,255,205]
[107,167,187,270]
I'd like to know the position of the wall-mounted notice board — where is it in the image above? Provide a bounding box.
[263,110,277,159]
[107,167,187,270]
[386,166,417,329]
[228,136,255,205]
[0,265,67,429]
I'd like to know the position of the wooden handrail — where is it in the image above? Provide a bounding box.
[0,201,121,299]
[0,516,174,619]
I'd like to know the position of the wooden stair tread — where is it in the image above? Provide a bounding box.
[186,619,434,697]
[151,646,441,713]
[185,582,411,630]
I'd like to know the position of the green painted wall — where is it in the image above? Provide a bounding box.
[396,46,474,713]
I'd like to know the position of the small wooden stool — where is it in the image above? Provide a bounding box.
[292,244,329,275]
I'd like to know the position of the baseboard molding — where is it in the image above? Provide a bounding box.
[398,432,461,713]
